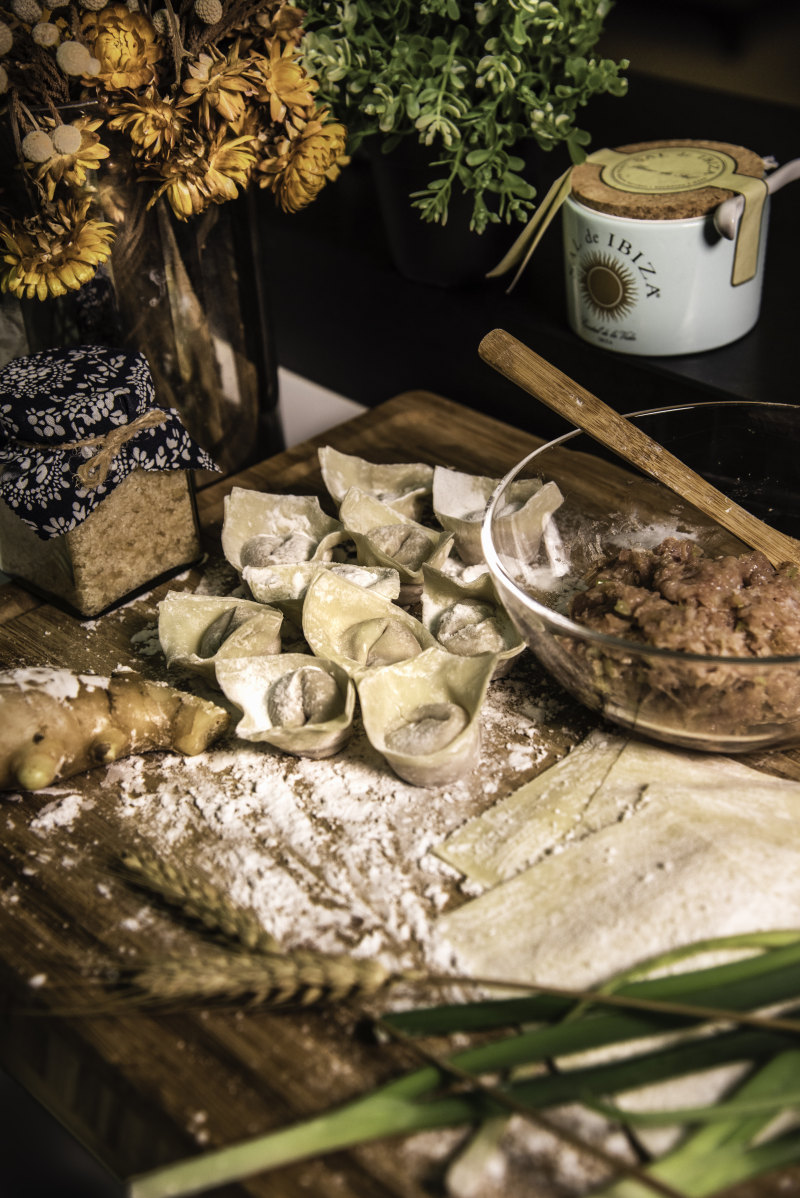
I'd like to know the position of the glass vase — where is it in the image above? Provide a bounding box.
[16,157,282,484]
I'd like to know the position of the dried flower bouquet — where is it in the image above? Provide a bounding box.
[0,0,347,300]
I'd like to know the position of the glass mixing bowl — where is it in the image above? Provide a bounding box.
[481,401,800,753]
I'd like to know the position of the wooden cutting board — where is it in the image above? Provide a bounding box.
[0,391,797,1198]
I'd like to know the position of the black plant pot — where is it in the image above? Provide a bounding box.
[367,139,536,288]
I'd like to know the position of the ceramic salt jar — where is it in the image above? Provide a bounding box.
[562,139,769,356]
[0,345,218,617]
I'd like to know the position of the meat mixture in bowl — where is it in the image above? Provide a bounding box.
[556,537,800,741]
[570,537,800,657]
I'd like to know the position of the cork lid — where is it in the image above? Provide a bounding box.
[571,139,765,220]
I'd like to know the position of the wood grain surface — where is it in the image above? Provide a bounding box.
[0,391,797,1198]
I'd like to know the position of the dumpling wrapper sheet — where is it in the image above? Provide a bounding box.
[435,728,771,887]
[435,730,800,991]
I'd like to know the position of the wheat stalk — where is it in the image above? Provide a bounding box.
[117,849,406,1007]
[107,849,800,1198]
[120,849,280,955]
[125,945,394,1008]
[116,851,800,1032]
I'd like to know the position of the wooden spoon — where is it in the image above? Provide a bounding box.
[478,328,800,569]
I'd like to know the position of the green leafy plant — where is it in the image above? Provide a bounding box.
[300,0,629,232]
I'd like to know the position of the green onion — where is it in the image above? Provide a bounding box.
[128,936,800,1198]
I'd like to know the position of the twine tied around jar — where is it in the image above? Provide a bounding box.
[20,409,170,489]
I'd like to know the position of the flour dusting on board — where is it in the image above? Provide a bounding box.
[7,668,110,697]
[30,792,89,832]
[87,651,571,972]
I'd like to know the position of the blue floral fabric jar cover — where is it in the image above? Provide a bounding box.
[0,345,219,539]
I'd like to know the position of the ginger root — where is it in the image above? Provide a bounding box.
[0,669,230,792]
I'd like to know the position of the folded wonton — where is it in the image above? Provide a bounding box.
[216,652,356,759]
[302,570,438,681]
[358,646,497,787]
[221,488,346,573]
[319,446,433,520]
[158,593,283,683]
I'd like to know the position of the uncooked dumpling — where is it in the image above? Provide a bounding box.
[243,561,401,622]
[432,466,502,565]
[490,479,566,582]
[267,666,342,729]
[357,646,496,786]
[338,486,453,600]
[302,570,437,679]
[329,563,401,595]
[368,525,432,572]
[158,593,283,683]
[319,446,433,519]
[385,702,469,756]
[346,616,424,668]
[197,604,254,658]
[221,488,345,572]
[240,532,317,567]
[421,563,525,677]
[433,465,564,566]
[216,653,355,759]
[435,600,507,656]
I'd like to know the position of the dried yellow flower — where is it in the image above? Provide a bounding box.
[255,3,305,44]
[179,46,255,131]
[107,87,186,157]
[0,199,115,300]
[258,111,347,213]
[148,133,257,219]
[0,0,347,301]
[29,116,110,200]
[81,2,161,90]
[245,39,316,123]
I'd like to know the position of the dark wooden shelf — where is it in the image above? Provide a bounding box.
[253,70,799,445]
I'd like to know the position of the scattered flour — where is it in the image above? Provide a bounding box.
[30,792,89,833]
[6,668,109,698]
[119,907,156,932]
[128,625,163,657]
[42,650,572,975]
[0,543,594,1195]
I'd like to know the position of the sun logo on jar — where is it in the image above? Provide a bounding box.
[579,253,638,321]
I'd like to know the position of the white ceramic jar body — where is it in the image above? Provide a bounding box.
[562,195,769,356]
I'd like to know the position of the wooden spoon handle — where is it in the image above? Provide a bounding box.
[479,328,800,569]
